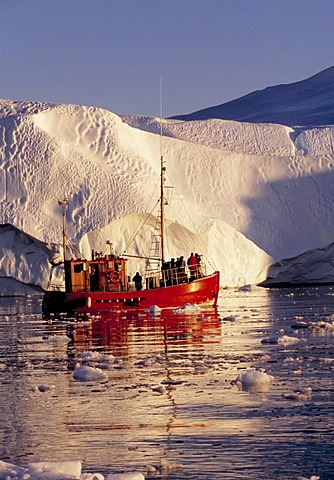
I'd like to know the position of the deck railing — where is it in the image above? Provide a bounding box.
[144,263,207,290]
[47,263,207,293]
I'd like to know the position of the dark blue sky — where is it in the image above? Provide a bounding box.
[1,0,333,117]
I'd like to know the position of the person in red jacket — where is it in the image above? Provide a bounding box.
[187,252,198,280]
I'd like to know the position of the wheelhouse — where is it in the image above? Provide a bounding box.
[65,254,128,293]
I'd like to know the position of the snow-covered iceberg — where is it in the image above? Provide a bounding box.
[0,94,334,294]
[260,243,334,287]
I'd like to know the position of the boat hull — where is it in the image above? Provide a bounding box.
[42,271,220,314]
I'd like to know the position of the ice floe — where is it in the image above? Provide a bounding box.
[233,368,274,392]
[72,364,108,382]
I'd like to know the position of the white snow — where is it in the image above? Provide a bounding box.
[0,98,334,294]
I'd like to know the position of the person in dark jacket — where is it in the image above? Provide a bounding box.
[132,272,143,291]
[195,253,204,277]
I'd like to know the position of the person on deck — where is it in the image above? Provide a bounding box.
[133,272,143,291]
[170,258,177,284]
[176,256,187,283]
[187,252,198,280]
[195,253,204,278]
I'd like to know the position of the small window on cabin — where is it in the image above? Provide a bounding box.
[74,263,84,273]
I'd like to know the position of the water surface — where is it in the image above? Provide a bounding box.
[0,287,333,479]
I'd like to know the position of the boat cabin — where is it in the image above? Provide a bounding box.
[65,253,128,293]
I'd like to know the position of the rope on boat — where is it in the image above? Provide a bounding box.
[120,190,160,256]
[165,172,218,272]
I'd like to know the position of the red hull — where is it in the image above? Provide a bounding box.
[42,271,220,314]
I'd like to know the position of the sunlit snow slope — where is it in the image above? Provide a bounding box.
[0,97,334,294]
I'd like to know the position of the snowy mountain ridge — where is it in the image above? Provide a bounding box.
[171,66,334,127]
[1,71,334,294]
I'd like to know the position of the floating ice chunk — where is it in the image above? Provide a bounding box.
[0,460,26,478]
[146,458,182,478]
[79,351,103,361]
[309,320,334,332]
[233,368,274,392]
[234,368,274,386]
[28,460,82,479]
[105,473,145,480]
[79,351,114,363]
[73,364,108,382]
[194,364,209,373]
[146,464,158,476]
[152,385,166,394]
[0,461,144,480]
[277,334,302,344]
[297,476,320,480]
[261,335,301,345]
[43,334,71,343]
[148,305,161,315]
[173,303,200,313]
[258,354,271,362]
[80,473,104,480]
[283,356,303,364]
[160,458,182,472]
[38,384,56,392]
[282,386,312,402]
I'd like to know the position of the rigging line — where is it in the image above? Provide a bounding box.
[63,235,86,260]
[165,200,217,271]
[120,198,160,256]
[120,179,160,255]
[165,173,218,271]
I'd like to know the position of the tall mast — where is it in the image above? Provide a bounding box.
[58,197,68,262]
[160,78,165,265]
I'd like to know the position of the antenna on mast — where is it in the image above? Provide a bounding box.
[160,77,163,157]
[160,77,166,265]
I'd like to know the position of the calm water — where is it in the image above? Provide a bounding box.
[0,287,333,479]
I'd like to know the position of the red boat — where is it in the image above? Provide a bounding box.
[42,123,220,315]
[42,256,220,314]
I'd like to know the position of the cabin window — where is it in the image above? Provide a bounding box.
[73,263,84,273]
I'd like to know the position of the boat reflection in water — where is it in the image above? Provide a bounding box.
[64,307,221,362]
[48,307,220,477]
